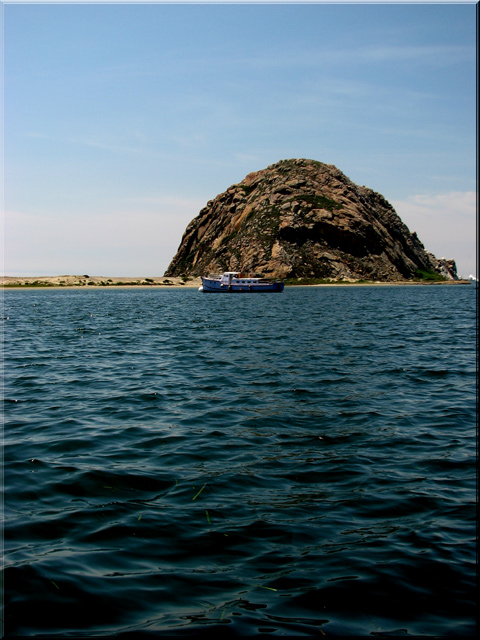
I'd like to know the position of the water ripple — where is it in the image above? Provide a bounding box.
[2,285,477,636]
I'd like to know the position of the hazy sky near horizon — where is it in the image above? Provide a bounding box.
[3,1,477,278]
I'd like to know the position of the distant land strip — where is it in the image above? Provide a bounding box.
[1,275,471,288]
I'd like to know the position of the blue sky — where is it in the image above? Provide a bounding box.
[3,1,477,278]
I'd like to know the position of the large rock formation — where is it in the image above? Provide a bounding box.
[165,159,457,281]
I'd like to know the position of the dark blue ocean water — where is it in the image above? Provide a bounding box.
[2,285,477,637]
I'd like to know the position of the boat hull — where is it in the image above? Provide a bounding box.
[200,277,284,293]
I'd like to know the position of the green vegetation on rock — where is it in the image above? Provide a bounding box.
[414,269,447,281]
[295,194,343,211]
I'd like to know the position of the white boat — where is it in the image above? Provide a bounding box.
[468,275,478,287]
[199,272,285,293]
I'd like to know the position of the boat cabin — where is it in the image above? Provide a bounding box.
[219,272,259,285]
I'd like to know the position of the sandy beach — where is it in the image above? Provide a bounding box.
[1,275,203,288]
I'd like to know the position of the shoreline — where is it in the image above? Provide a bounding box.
[1,275,472,289]
[0,276,203,289]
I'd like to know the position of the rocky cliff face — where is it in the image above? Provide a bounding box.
[165,159,457,281]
